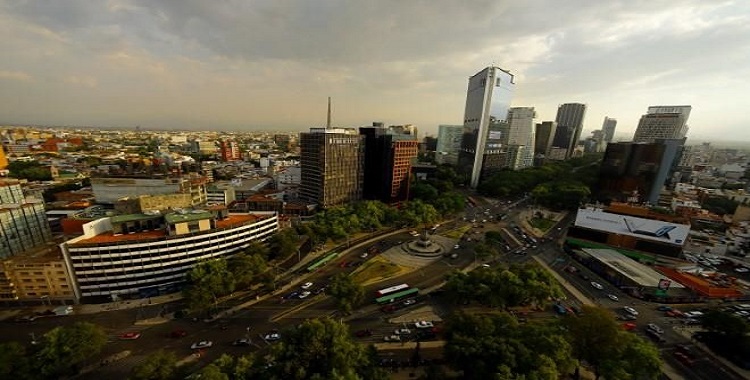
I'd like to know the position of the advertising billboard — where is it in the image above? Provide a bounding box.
[574,208,689,246]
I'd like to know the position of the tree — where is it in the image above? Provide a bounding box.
[702,309,750,336]
[130,350,178,380]
[327,273,366,315]
[229,253,268,288]
[243,240,271,261]
[0,342,33,379]
[269,229,298,260]
[246,317,388,380]
[599,333,662,380]
[399,200,439,228]
[183,258,235,314]
[37,322,107,378]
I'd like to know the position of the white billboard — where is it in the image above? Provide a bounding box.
[574,208,689,246]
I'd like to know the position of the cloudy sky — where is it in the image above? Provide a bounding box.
[1,1,749,141]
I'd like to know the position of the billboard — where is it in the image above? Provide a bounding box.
[574,208,689,246]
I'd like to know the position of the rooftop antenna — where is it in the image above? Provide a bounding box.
[326,97,332,129]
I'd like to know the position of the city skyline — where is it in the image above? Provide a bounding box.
[1,1,749,141]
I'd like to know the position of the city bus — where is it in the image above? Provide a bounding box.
[306,251,340,272]
[375,287,419,304]
[375,283,410,298]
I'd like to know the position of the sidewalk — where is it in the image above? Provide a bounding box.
[533,256,594,307]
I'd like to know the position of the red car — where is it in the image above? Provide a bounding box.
[673,352,694,366]
[119,332,141,340]
[622,322,637,331]
[170,329,188,338]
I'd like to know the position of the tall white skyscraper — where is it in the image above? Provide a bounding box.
[459,66,515,187]
[633,105,691,143]
[506,107,536,169]
[436,125,464,165]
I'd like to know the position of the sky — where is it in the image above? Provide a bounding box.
[1,1,749,141]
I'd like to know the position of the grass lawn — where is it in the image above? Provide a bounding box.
[350,256,405,286]
[528,217,556,232]
[444,225,472,239]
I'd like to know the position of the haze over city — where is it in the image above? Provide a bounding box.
[1,1,749,140]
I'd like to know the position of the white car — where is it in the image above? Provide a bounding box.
[394,328,411,335]
[647,323,664,334]
[414,321,434,329]
[298,291,311,299]
[190,341,213,350]
[384,335,401,342]
[301,282,313,290]
[590,282,604,290]
[607,294,619,302]
[624,306,639,316]
[454,244,460,249]
[735,267,749,273]
[264,332,281,341]
[360,252,369,259]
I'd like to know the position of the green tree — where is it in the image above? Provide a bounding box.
[327,273,366,315]
[37,322,107,378]
[230,253,268,288]
[0,342,33,379]
[243,240,271,260]
[130,350,178,380]
[702,309,750,336]
[599,332,662,380]
[7,161,52,181]
[183,258,235,314]
[399,200,439,227]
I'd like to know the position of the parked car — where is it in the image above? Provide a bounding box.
[623,306,639,316]
[622,322,637,331]
[190,341,213,350]
[647,323,664,334]
[414,321,434,329]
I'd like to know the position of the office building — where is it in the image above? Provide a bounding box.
[91,174,208,205]
[458,66,515,188]
[220,140,241,161]
[299,128,365,208]
[596,139,685,204]
[435,125,464,165]
[633,106,691,143]
[360,125,419,204]
[0,250,75,303]
[602,117,617,143]
[61,210,279,302]
[534,121,557,163]
[0,181,53,258]
[505,107,536,169]
[551,103,587,159]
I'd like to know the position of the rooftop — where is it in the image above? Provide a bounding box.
[111,213,163,224]
[581,248,684,288]
[164,211,213,224]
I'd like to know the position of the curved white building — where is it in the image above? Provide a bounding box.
[61,211,278,302]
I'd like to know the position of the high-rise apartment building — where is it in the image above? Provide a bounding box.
[0,181,53,258]
[505,107,536,169]
[220,140,241,161]
[436,125,464,165]
[551,103,587,159]
[459,66,515,188]
[534,121,557,164]
[602,117,617,143]
[360,125,419,204]
[633,106,691,143]
[299,128,365,208]
[596,139,684,204]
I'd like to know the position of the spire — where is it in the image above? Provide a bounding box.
[326,97,332,129]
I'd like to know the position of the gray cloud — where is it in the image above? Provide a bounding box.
[0,0,749,140]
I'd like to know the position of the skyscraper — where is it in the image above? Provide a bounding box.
[436,125,464,165]
[459,66,515,187]
[506,107,536,169]
[551,103,587,159]
[534,121,557,163]
[360,125,419,204]
[0,181,52,258]
[299,128,365,208]
[633,106,691,143]
[602,117,617,143]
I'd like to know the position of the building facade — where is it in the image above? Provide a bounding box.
[220,140,241,162]
[360,125,419,204]
[633,106,691,143]
[91,175,208,205]
[0,251,75,303]
[458,66,515,188]
[552,103,587,159]
[61,211,279,302]
[0,182,53,258]
[299,128,365,208]
[505,107,536,170]
[435,125,464,165]
[534,121,557,164]
[602,117,617,143]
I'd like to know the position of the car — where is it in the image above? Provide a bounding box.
[657,305,673,312]
[645,329,666,344]
[359,252,368,259]
[394,328,411,335]
[735,267,749,273]
[298,291,311,299]
[354,329,373,337]
[618,313,637,321]
[673,351,694,366]
[190,341,213,350]
[264,332,281,341]
[339,261,349,268]
[383,335,401,342]
[454,244,460,249]
[232,338,251,346]
[590,281,604,290]
[449,253,459,259]
[409,231,419,237]
[380,304,398,313]
[624,306,639,316]
[119,332,141,340]
[402,299,417,306]
[622,322,637,331]
[415,321,434,329]
[301,282,313,290]
[314,286,327,295]
[285,291,300,299]
[170,329,188,338]
[480,264,491,268]
[666,309,684,318]
[607,294,619,302]
[647,323,664,334]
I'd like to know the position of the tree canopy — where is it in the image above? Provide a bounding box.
[326,273,366,315]
[130,350,179,380]
[37,322,108,378]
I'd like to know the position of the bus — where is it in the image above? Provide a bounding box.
[376,284,410,297]
[306,251,340,272]
[375,288,419,304]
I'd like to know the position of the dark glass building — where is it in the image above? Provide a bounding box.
[360,125,419,204]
